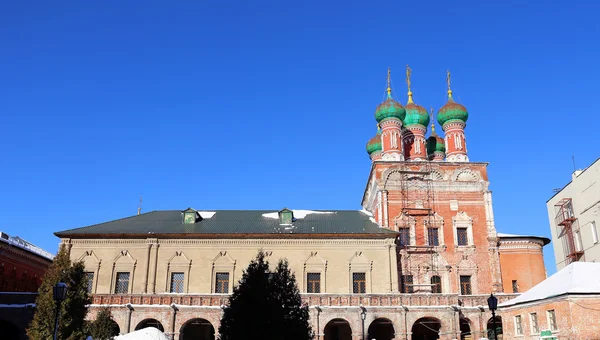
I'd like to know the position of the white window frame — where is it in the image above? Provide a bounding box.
[530,312,539,334]
[514,315,523,335]
[547,310,558,331]
[575,230,583,251]
[453,212,474,247]
[591,221,599,244]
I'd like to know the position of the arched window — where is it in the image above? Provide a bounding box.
[431,275,442,293]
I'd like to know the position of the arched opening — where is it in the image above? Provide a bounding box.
[324,318,352,340]
[109,320,120,337]
[486,316,503,340]
[179,318,215,340]
[0,320,19,340]
[368,318,395,340]
[411,317,441,340]
[135,318,165,332]
[459,318,472,340]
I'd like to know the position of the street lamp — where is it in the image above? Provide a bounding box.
[53,282,68,340]
[360,306,367,340]
[487,293,498,340]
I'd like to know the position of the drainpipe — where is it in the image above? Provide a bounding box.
[125,303,134,334]
[315,306,322,340]
[170,303,178,340]
[402,305,409,340]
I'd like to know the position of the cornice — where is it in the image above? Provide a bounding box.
[69,238,397,246]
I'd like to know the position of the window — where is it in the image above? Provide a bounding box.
[85,272,94,294]
[547,310,557,331]
[431,275,442,293]
[352,273,366,293]
[399,228,410,246]
[515,315,523,335]
[457,227,469,246]
[215,272,230,293]
[306,273,321,293]
[592,221,599,244]
[400,275,413,293]
[512,280,519,293]
[170,272,185,293]
[114,272,130,294]
[459,275,472,295]
[575,231,582,251]
[530,313,539,334]
[427,227,439,246]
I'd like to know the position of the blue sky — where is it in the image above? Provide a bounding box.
[1,1,598,275]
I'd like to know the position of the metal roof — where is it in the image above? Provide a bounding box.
[54,209,397,238]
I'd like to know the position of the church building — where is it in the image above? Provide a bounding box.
[55,67,549,340]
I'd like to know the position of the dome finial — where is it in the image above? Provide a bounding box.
[386,67,392,99]
[406,64,413,104]
[446,69,453,99]
[429,108,437,134]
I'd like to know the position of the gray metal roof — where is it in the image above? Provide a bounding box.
[54,209,397,238]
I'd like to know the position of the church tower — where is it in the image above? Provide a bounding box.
[362,67,503,295]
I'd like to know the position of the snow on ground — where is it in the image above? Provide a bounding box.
[262,210,335,219]
[113,327,170,340]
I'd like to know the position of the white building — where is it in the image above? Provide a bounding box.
[546,158,600,270]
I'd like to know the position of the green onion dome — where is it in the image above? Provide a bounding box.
[404,92,430,127]
[426,124,445,155]
[375,92,406,123]
[366,129,382,155]
[437,90,468,127]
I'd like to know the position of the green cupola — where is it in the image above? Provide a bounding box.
[426,123,445,155]
[437,70,468,127]
[375,68,406,123]
[366,127,382,155]
[403,65,430,127]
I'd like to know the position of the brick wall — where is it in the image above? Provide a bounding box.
[500,295,600,339]
[498,238,547,293]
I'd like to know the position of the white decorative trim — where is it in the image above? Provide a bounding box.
[211,251,236,294]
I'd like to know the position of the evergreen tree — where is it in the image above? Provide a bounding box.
[27,245,91,340]
[270,260,313,340]
[90,307,118,340]
[218,250,313,340]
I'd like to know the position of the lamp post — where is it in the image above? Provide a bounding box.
[360,306,366,340]
[53,282,68,340]
[487,293,498,340]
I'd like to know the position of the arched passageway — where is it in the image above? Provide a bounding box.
[324,318,352,340]
[460,318,472,340]
[0,320,19,340]
[486,316,503,340]
[179,318,215,340]
[135,318,165,332]
[109,320,120,336]
[367,318,395,340]
[411,317,441,340]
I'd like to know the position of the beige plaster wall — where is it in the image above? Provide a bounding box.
[65,237,398,295]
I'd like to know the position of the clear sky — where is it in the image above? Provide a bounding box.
[1,1,598,275]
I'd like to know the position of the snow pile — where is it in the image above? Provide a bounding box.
[262,210,335,219]
[114,327,169,340]
[359,209,378,225]
[198,211,216,219]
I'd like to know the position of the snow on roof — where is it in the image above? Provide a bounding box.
[499,262,600,308]
[262,210,335,219]
[0,232,54,260]
[114,327,169,340]
[497,232,551,245]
